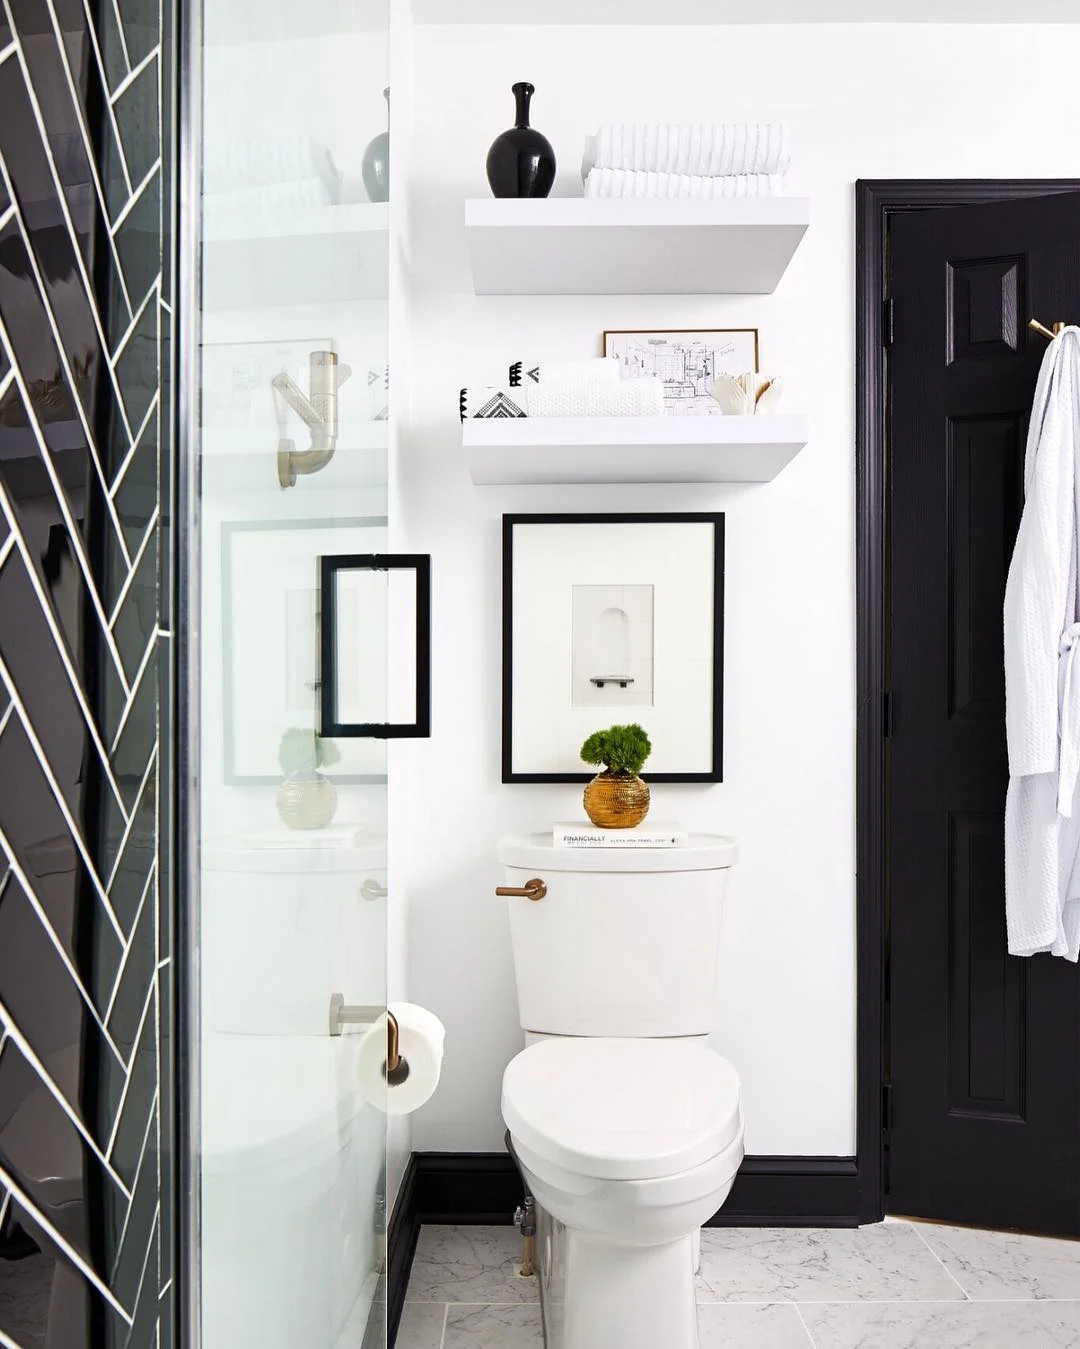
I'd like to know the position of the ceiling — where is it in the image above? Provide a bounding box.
[411,0,1078,23]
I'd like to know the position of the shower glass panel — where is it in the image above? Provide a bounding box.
[190,1,390,1345]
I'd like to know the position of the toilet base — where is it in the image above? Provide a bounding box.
[563,1229,698,1349]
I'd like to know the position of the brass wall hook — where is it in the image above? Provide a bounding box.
[273,350,352,488]
[1029,318,1067,341]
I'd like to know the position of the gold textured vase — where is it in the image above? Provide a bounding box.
[582,771,650,829]
[276,774,338,830]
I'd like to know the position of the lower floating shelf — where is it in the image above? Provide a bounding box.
[463,415,809,485]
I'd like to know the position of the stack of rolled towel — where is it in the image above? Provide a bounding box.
[581,123,790,199]
[460,357,664,421]
[202,135,342,226]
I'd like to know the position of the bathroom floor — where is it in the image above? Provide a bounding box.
[395,1218,1080,1348]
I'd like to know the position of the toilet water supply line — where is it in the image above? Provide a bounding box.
[505,1130,537,1278]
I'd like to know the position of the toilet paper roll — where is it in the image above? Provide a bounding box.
[356,1002,445,1116]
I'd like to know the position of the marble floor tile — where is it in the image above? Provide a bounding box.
[396,1301,446,1349]
[0,1253,50,1347]
[800,1299,1080,1348]
[406,1227,538,1305]
[911,1221,1080,1301]
[696,1223,964,1303]
[442,1303,544,1348]
[698,1301,814,1347]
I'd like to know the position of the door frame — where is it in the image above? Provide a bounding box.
[854,178,1080,1223]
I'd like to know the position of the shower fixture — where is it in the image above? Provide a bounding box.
[273,349,352,488]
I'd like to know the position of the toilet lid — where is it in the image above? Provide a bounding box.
[502,1038,741,1182]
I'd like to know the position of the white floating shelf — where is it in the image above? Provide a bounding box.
[463,416,809,485]
[465,197,809,295]
[202,203,388,311]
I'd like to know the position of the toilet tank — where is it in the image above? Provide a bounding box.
[497,833,737,1038]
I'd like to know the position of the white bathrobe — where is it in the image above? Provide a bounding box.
[1004,326,1080,959]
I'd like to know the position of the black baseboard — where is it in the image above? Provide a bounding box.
[385,1150,861,1341]
[708,1156,861,1227]
[385,1156,422,1349]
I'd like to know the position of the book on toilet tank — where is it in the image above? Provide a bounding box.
[553,822,687,848]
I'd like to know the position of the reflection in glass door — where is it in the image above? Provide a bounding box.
[185,0,391,1344]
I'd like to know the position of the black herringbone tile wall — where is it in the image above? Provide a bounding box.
[0,0,174,1344]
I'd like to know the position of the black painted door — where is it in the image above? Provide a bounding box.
[888,191,1080,1235]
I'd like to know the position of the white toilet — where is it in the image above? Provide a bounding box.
[498,832,743,1349]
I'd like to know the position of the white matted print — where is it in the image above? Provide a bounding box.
[223,517,388,783]
[603,328,759,416]
[503,514,724,782]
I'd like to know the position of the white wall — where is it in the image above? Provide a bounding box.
[394,20,1080,1158]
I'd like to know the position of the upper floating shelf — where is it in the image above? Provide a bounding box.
[465,197,809,295]
[202,203,388,311]
[463,415,809,485]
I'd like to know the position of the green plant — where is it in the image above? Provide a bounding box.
[580,723,652,777]
[278,728,341,777]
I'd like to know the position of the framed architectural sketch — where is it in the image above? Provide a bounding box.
[221,516,388,784]
[502,513,724,783]
[603,328,759,416]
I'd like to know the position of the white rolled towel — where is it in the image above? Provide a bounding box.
[526,378,664,418]
[203,135,340,195]
[582,124,790,178]
[203,175,335,225]
[584,169,783,199]
[509,356,621,386]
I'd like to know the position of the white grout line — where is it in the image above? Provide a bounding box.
[439,1301,449,1349]
[105,972,155,1160]
[0,652,126,941]
[108,1088,158,1282]
[0,158,133,570]
[908,1218,972,1301]
[0,532,14,571]
[0,6,136,405]
[0,1186,9,1232]
[106,744,157,894]
[110,155,161,237]
[0,318,134,697]
[109,275,158,372]
[41,0,132,199]
[159,296,172,315]
[792,1302,819,1346]
[127,1203,161,1330]
[107,619,156,753]
[107,0,131,71]
[104,860,156,1026]
[0,366,13,403]
[110,388,160,500]
[108,506,159,629]
[109,42,158,105]
[0,204,12,233]
[0,824,126,1066]
[0,483,131,817]
[0,39,14,66]
[0,997,132,1200]
[0,1164,135,1324]
[159,1278,173,1300]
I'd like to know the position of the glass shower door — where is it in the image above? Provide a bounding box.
[186,1,391,1344]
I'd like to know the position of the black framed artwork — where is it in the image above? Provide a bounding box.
[502,513,724,783]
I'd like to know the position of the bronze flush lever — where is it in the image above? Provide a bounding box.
[495,878,547,901]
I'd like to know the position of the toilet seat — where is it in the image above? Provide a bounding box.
[502,1037,741,1182]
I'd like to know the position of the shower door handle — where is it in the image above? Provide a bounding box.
[319,553,431,739]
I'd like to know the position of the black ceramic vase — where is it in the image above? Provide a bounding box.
[485,82,555,199]
[362,87,390,203]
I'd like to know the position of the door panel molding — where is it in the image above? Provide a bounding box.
[854,178,1080,1225]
